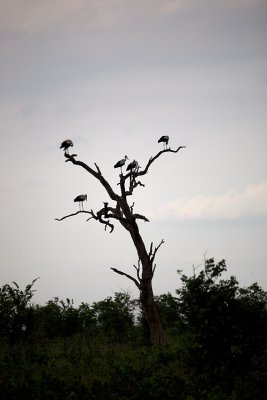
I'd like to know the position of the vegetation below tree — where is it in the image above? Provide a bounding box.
[0,258,266,399]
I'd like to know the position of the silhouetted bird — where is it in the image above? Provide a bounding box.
[74,194,87,211]
[158,135,169,149]
[126,160,138,172]
[60,139,73,154]
[114,155,128,173]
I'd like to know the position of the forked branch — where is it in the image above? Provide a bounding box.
[64,152,119,202]
[133,259,141,281]
[139,146,186,177]
[149,239,165,264]
[55,209,115,232]
[55,210,92,221]
[123,146,186,195]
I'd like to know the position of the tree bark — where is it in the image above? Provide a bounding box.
[126,220,165,345]
[140,278,165,345]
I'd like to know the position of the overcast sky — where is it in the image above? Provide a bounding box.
[0,0,266,305]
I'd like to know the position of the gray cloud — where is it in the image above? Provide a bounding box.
[1,0,265,35]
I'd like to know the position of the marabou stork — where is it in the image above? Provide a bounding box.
[114,155,128,173]
[126,160,139,172]
[60,139,73,154]
[158,135,169,149]
[74,194,87,211]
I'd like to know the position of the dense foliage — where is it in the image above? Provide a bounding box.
[0,259,266,399]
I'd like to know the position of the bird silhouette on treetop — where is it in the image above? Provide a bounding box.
[60,139,73,154]
[158,135,169,149]
[74,194,87,211]
[126,160,139,172]
[114,155,128,174]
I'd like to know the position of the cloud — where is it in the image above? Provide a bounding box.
[0,0,182,34]
[0,0,265,35]
[147,183,267,222]
[0,0,92,34]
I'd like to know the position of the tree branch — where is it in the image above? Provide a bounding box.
[150,239,165,264]
[110,267,141,289]
[139,146,186,177]
[64,152,119,202]
[55,209,115,232]
[90,209,115,232]
[122,146,186,196]
[55,210,92,221]
[133,259,141,282]
[149,242,153,258]
[132,213,149,222]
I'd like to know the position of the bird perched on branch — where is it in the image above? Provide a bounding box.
[126,160,139,172]
[114,155,128,173]
[74,194,87,211]
[158,135,169,149]
[60,139,73,154]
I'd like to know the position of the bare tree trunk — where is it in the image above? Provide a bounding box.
[140,278,165,345]
[127,221,165,345]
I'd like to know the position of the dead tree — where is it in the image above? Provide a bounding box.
[56,142,186,345]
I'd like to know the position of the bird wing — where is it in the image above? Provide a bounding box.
[60,139,73,148]
[114,160,123,168]
[126,162,133,170]
[158,135,169,143]
[74,195,83,202]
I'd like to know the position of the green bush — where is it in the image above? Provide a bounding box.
[0,266,266,400]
